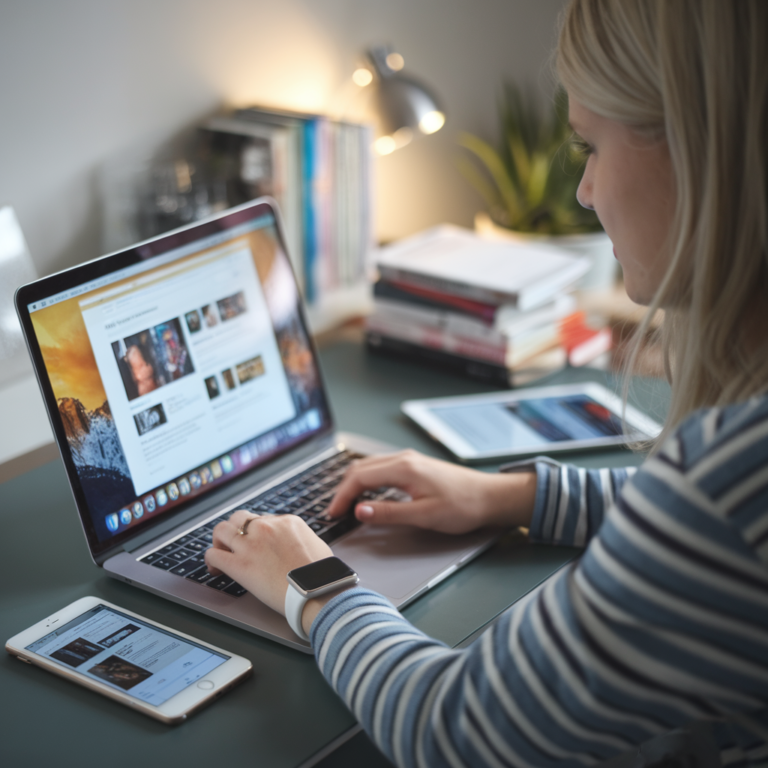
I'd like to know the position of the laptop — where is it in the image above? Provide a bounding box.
[15,198,496,652]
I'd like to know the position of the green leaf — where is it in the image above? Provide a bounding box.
[507,132,531,189]
[455,155,501,211]
[527,152,550,208]
[459,132,523,224]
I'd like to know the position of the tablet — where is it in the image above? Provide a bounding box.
[401,382,662,463]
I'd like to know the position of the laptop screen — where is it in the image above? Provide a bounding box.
[19,200,333,556]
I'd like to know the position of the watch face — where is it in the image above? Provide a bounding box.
[290,557,356,592]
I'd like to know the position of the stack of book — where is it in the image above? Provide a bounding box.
[200,107,374,305]
[366,226,611,386]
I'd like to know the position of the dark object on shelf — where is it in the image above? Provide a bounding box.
[137,156,229,242]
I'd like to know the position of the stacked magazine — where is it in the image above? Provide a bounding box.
[367,226,611,386]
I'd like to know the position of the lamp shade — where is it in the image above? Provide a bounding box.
[365,47,445,151]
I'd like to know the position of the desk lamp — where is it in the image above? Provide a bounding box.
[353,46,446,155]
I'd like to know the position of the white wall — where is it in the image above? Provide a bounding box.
[0,0,566,277]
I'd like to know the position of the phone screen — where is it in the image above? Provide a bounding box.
[429,394,626,453]
[25,604,228,706]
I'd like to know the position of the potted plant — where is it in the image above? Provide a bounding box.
[459,85,615,291]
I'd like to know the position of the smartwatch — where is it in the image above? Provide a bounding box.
[285,556,359,641]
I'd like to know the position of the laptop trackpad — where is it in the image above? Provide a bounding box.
[333,525,493,603]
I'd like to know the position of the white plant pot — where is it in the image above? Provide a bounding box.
[474,212,618,294]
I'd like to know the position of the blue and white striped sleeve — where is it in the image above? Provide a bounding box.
[524,459,636,547]
[311,398,768,767]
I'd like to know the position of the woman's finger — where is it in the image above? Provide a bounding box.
[354,497,438,527]
[211,509,255,550]
[227,508,255,530]
[205,544,236,576]
[211,518,241,552]
[327,453,418,517]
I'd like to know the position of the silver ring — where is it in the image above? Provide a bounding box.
[238,515,258,536]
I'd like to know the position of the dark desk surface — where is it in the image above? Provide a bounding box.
[0,336,668,768]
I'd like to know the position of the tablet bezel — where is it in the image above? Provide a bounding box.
[401,382,662,463]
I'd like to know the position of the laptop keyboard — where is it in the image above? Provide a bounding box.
[138,450,396,598]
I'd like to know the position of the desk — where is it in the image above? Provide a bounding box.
[0,335,669,768]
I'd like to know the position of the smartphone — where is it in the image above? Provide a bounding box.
[5,596,252,724]
[402,382,662,463]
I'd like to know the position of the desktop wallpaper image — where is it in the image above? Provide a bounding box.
[31,295,135,521]
[31,297,108,411]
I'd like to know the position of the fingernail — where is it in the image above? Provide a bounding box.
[357,504,374,520]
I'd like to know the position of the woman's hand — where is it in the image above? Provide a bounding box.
[325,449,537,534]
[205,510,332,616]
[203,453,537,633]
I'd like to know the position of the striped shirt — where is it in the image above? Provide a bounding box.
[311,395,768,767]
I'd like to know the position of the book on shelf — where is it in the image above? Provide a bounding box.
[371,283,578,338]
[366,313,610,386]
[366,302,566,368]
[560,312,613,367]
[366,331,568,388]
[367,225,612,385]
[373,277,501,323]
[200,107,375,311]
[375,225,591,312]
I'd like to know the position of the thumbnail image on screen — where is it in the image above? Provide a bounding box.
[111,317,194,402]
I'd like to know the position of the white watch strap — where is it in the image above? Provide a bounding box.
[284,583,310,642]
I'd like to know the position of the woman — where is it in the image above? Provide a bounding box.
[124,344,159,397]
[206,1,768,764]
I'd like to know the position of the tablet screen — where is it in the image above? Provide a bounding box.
[402,382,664,462]
[25,604,228,706]
[429,394,625,454]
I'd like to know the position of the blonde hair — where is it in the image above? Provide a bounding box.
[556,0,768,445]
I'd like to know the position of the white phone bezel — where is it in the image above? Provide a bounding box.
[5,596,252,724]
[401,382,662,463]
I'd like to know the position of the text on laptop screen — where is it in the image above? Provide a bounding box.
[27,212,331,544]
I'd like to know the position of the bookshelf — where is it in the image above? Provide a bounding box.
[101,106,376,337]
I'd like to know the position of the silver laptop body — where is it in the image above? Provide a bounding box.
[16,198,495,652]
